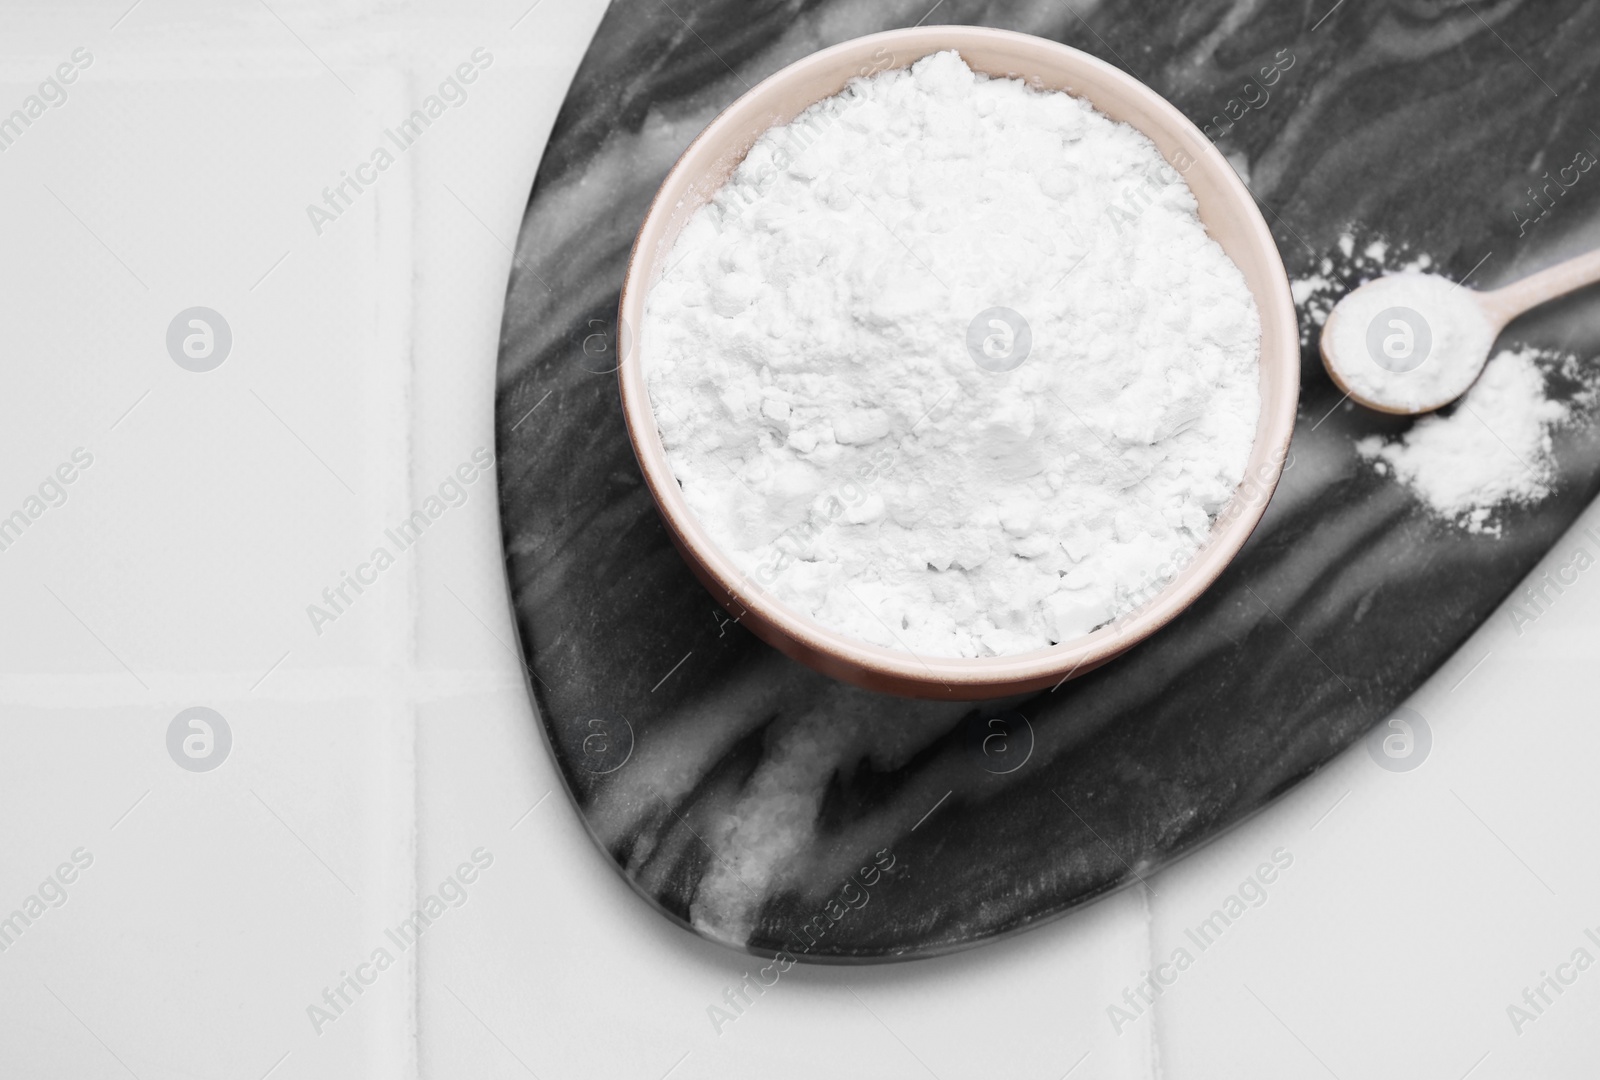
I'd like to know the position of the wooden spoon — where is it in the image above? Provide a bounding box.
[1320,248,1600,415]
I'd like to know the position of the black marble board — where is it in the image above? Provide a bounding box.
[494,0,1600,961]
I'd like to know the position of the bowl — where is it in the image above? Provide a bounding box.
[617,26,1299,700]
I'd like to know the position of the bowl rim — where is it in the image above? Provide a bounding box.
[616,25,1300,696]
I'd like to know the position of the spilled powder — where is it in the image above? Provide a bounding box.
[1356,347,1569,534]
[1289,229,1433,347]
[1293,229,1593,532]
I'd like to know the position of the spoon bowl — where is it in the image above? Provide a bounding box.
[1319,274,1497,415]
[1320,249,1600,415]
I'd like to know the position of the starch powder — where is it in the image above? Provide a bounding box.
[1356,347,1570,535]
[1293,234,1587,534]
[1323,272,1495,411]
[642,51,1262,657]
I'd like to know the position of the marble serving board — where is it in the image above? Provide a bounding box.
[494,0,1600,961]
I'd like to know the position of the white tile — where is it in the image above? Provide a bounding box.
[0,697,413,1080]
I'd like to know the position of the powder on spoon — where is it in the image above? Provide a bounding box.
[641,51,1262,658]
[1323,272,1495,412]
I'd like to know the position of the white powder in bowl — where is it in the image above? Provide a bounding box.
[1323,273,1495,411]
[641,51,1262,658]
[1356,347,1569,535]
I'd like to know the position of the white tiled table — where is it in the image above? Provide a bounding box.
[2,3,1597,1077]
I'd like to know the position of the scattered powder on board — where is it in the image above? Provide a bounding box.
[642,51,1262,658]
[1289,232,1433,345]
[1356,348,1570,535]
[1293,231,1594,532]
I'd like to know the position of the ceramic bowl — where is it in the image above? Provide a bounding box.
[617,26,1299,700]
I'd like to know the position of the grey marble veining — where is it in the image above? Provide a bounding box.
[495,0,1600,961]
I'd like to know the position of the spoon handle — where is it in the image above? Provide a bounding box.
[1479,247,1600,329]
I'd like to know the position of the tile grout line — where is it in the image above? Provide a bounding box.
[1139,883,1165,1080]
[396,63,427,1080]
[350,62,427,1080]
